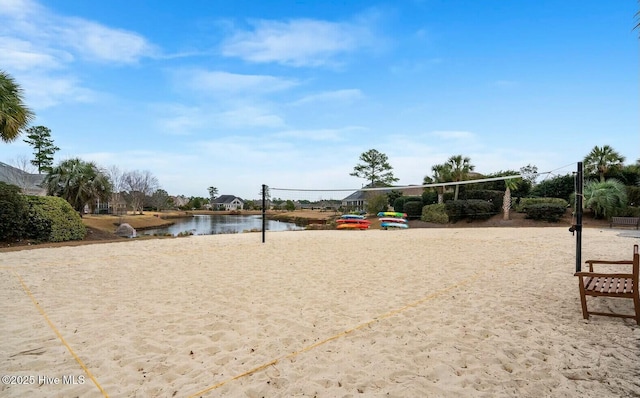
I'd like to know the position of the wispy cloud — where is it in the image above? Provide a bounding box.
[55,18,157,64]
[176,69,298,96]
[0,0,160,110]
[292,89,363,105]
[431,130,476,140]
[221,17,377,67]
[154,102,285,135]
[273,126,366,142]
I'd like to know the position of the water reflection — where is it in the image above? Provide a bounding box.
[142,214,304,236]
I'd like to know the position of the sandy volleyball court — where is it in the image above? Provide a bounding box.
[1,227,639,397]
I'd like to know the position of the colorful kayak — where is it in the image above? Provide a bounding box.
[378,217,407,223]
[336,218,371,224]
[337,223,369,230]
[341,214,366,219]
[381,222,409,229]
[377,212,407,218]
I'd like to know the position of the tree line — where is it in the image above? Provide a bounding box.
[350,146,640,220]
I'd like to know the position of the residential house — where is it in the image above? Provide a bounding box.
[342,185,425,211]
[0,161,46,195]
[211,195,244,210]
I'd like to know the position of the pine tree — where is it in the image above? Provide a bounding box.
[24,126,60,174]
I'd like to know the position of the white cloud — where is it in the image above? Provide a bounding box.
[178,70,298,95]
[154,102,285,135]
[19,73,97,108]
[431,130,476,140]
[0,0,41,18]
[273,126,366,142]
[1,2,156,65]
[292,89,363,105]
[217,106,285,129]
[57,18,157,64]
[221,18,376,67]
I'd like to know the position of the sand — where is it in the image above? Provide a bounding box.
[1,227,639,397]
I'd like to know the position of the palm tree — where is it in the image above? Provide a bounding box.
[446,155,475,200]
[584,145,625,182]
[428,163,453,204]
[502,177,521,220]
[0,70,34,142]
[583,179,627,219]
[45,158,112,214]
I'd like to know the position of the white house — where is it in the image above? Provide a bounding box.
[211,195,244,210]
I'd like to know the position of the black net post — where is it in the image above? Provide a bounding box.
[575,162,583,272]
[262,184,266,243]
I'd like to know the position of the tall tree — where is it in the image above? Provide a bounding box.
[583,145,625,182]
[502,177,521,221]
[446,155,475,200]
[107,165,126,215]
[0,71,34,143]
[208,186,218,206]
[350,149,399,187]
[23,126,60,174]
[44,158,112,214]
[150,189,170,212]
[123,170,159,214]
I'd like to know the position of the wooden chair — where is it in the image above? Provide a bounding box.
[575,244,639,325]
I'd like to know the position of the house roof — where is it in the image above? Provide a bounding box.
[212,195,244,204]
[0,161,46,194]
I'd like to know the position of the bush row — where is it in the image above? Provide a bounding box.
[516,197,568,213]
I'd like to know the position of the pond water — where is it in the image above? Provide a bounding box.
[142,214,304,236]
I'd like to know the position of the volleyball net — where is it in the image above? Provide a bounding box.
[265,175,527,212]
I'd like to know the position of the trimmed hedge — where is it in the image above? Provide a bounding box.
[445,199,497,222]
[0,182,29,241]
[393,196,422,213]
[403,201,423,219]
[421,190,438,205]
[516,197,568,213]
[524,203,566,222]
[421,203,449,224]
[462,190,503,213]
[26,196,86,242]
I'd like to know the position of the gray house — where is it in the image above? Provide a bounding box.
[0,161,46,195]
[211,195,244,210]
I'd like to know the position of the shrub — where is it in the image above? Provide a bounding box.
[517,197,568,213]
[463,190,503,213]
[421,190,438,205]
[530,174,574,201]
[26,196,86,242]
[0,182,28,241]
[463,199,495,220]
[626,206,640,217]
[404,201,423,219]
[626,186,640,207]
[393,196,422,213]
[421,203,449,224]
[445,200,466,222]
[445,199,496,222]
[524,203,566,222]
[366,193,388,214]
[584,179,627,219]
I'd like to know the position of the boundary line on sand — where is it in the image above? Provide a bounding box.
[11,270,109,398]
[188,262,514,397]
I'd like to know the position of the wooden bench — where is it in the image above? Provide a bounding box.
[575,244,639,325]
[610,217,640,229]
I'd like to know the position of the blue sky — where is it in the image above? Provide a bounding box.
[1,0,638,199]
